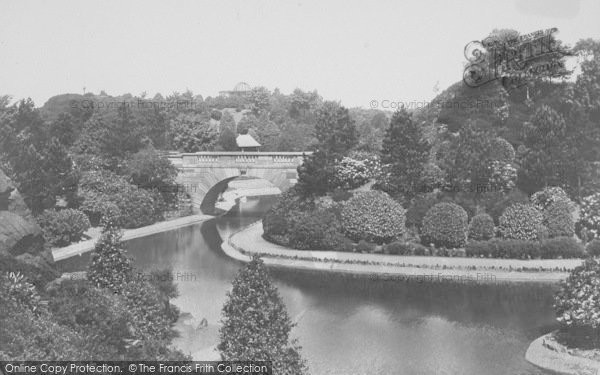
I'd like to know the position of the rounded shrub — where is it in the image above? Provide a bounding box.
[420,202,468,248]
[481,189,529,224]
[541,237,584,259]
[465,239,542,259]
[499,203,543,240]
[531,186,573,211]
[262,189,314,242]
[356,240,377,253]
[543,200,575,238]
[579,192,600,240]
[340,190,405,244]
[586,240,600,257]
[322,231,354,252]
[288,209,339,250]
[489,137,515,162]
[554,258,600,348]
[37,208,91,247]
[384,241,412,255]
[331,157,371,190]
[468,213,495,241]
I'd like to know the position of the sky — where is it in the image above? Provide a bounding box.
[0,0,599,109]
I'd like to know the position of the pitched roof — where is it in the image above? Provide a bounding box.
[236,134,261,148]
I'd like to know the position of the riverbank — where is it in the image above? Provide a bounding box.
[222,221,583,283]
[525,332,600,374]
[52,214,213,261]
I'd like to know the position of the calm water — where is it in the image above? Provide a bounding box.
[58,196,556,375]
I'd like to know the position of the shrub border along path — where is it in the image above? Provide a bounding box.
[222,222,584,283]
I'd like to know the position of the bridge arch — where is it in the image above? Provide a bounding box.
[166,151,308,210]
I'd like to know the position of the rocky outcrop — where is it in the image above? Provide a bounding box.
[0,169,57,286]
[0,169,33,222]
[0,211,44,256]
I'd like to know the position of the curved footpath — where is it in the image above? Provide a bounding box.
[222,221,584,283]
[525,332,600,374]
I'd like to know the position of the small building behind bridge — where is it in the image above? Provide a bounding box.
[236,134,261,152]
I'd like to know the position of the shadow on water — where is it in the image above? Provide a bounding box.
[57,195,558,374]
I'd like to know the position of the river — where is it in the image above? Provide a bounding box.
[57,195,555,375]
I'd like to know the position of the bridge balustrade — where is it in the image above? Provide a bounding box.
[168,152,310,167]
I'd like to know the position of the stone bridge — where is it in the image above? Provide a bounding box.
[165,151,310,209]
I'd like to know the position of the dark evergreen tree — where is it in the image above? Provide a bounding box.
[379,108,430,197]
[87,228,133,294]
[314,101,358,162]
[296,150,331,197]
[219,257,308,375]
[217,112,238,151]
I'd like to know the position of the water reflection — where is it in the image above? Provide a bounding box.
[58,196,554,374]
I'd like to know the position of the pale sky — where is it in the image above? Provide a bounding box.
[0,0,599,109]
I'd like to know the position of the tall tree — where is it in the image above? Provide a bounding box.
[249,87,271,116]
[0,99,78,212]
[314,101,358,162]
[217,112,238,151]
[219,257,308,375]
[169,113,217,152]
[379,108,430,197]
[87,228,133,294]
[517,105,576,194]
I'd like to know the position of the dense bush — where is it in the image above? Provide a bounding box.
[87,228,134,294]
[46,279,134,357]
[543,201,575,238]
[219,258,308,374]
[499,203,543,240]
[420,202,468,248]
[405,193,440,229]
[384,241,430,256]
[340,191,405,244]
[0,285,91,359]
[37,208,91,247]
[418,164,445,192]
[0,253,59,289]
[262,189,314,240]
[468,213,495,241]
[480,189,529,224]
[322,231,354,252]
[554,258,600,348]
[384,241,412,255]
[287,209,339,250]
[465,239,541,259]
[531,186,573,211]
[330,188,353,202]
[356,240,377,253]
[123,148,179,206]
[432,247,466,257]
[542,237,584,259]
[587,240,600,257]
[465,237,584,259]
[330,157,371,190]
[579,192,600,240]
[489,137,515,162]
[121,277,179,343]
[79,170,158,228]
[487,161,517,192]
